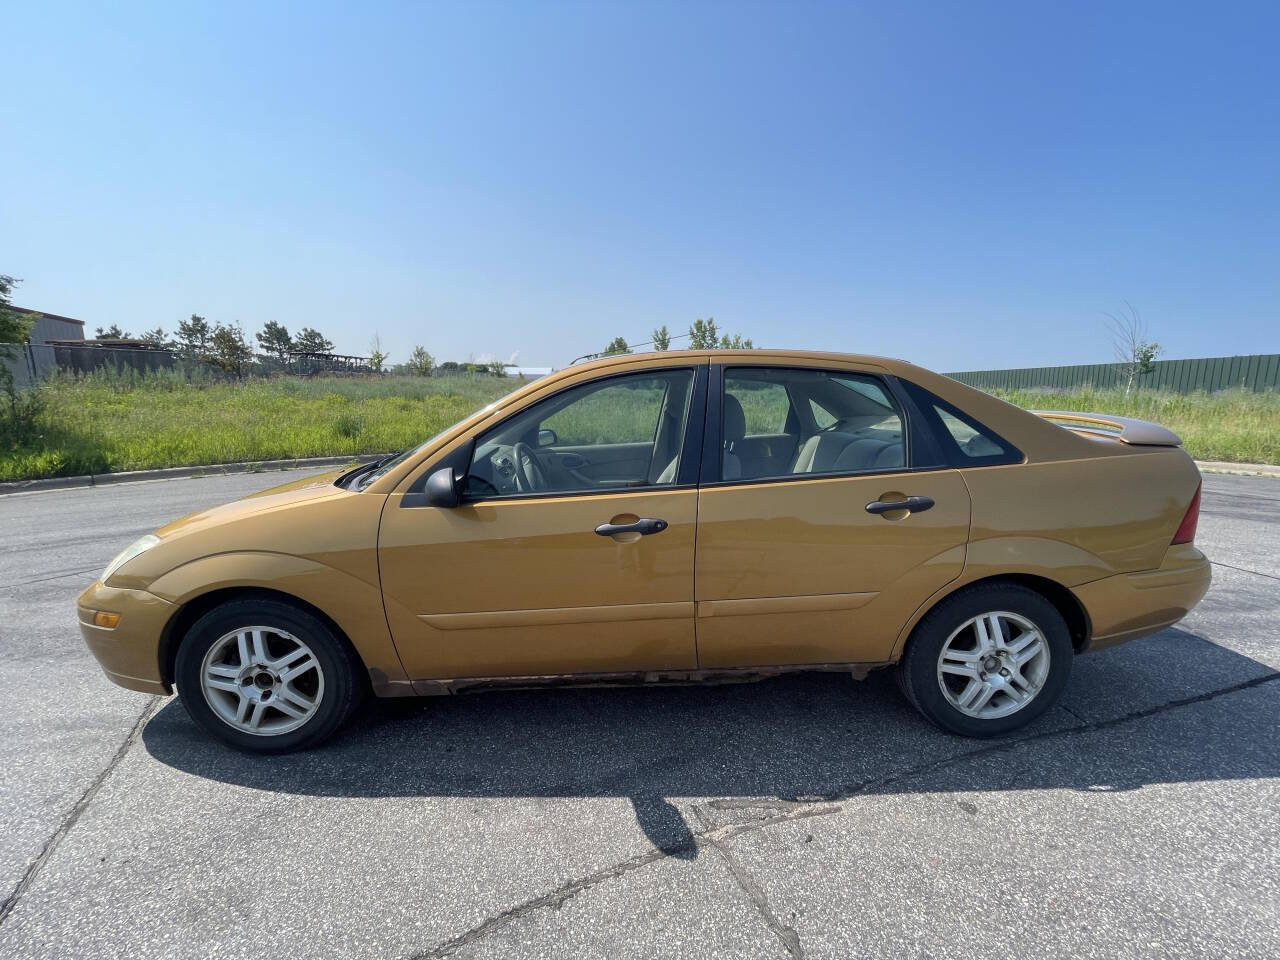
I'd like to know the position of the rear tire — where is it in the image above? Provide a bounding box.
[898,583,1072,738]
[175,598,361,753]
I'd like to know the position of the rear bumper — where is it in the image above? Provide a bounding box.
[1073,545,1212,652]
[77,581,174,695]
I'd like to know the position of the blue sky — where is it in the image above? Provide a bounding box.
[4,1,1277,370]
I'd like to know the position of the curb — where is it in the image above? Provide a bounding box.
[1195,460,1280,479]
[2,454,1277,496]
[0,454,391,496]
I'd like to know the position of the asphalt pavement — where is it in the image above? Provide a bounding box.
[0,470,1277,959]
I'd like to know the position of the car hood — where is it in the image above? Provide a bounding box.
[154,469,349,538]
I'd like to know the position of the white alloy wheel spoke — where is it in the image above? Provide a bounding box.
[278,683,316,711]
[281,656,319,684]
[249,630,270,664]
[1010,633,1044,666]
[247,701,268,730]
[204,676,241,695]
[960,679,996,712]
[270,646,312,672]
[939,648,982,679]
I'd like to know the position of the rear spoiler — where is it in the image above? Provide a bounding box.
[1031,410,1182,447]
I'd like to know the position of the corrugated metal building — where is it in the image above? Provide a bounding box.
[2,307,87,387]
[21,308,86,345]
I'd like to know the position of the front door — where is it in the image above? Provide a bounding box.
[379,364,706,680]
[695,363,971,667]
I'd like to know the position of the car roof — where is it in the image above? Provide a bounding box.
[568,348,906,374]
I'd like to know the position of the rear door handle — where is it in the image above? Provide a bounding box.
[595,518,668,537]
[865,496,934,516]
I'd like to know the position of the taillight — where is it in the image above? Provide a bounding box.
[1172,482,1201,544]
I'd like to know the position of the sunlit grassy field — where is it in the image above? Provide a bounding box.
[0,372,518,482]
[2,369,1276,482]
[991,386,1280,466]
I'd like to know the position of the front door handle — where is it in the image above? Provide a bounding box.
[865,495,935,516]
[595,518,668,537]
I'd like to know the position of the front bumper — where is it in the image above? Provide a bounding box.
[77,581,175,695]
[1073,544,1212,652]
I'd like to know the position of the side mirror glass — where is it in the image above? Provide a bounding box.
[537,427,558,448]
[425,467,460,508]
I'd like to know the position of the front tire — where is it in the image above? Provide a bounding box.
[175,598,361,753]
[898,583,1073,738]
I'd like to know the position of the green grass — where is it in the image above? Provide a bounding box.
[0,371,517,482]
[2,370,1276,482]
[991,386,1280,465]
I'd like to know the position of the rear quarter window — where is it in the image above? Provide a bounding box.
[898,380,1022,468]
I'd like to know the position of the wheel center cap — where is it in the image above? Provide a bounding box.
[982,655,1001,672]
[253,672,274,689]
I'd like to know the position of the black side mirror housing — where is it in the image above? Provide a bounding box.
[537,427,558,448]
[425,467,461,508]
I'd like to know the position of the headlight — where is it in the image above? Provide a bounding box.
[102,535,160,582]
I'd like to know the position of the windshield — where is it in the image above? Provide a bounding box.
[354,396,510,490]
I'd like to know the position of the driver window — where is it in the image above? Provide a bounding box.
[463,369,695,498]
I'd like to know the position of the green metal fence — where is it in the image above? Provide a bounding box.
[946,354,1280,394]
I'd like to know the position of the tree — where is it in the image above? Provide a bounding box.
[718,333,754,349]
[1107,302,1161,396]
[407,345,434,376]
[651,325,671,351]
[139,327,172,349]
[487,360,508,377]
[368,333,388,373]
[176,314,211,359]
[293,327,334,354]
[0,276,42,449]
[1,275,35,403]
[256,320,293,363]
[604,336,631,356]
[209,322,253,376]
[0,275,33,347]
[687,317,719,349]
[94,323,130,339]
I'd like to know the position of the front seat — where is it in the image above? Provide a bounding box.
[722,393,746,479]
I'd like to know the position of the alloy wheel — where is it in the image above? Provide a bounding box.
[936,611,1051,720]
[199,626,325,736]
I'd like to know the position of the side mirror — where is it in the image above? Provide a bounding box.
[537,427,558,448]
[425,467,461,508]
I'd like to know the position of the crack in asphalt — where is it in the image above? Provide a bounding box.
[3,567,101,590]
[692,805,805,959]
[404,671,1280,958]
[1211,560,1280,582]
[0,697,160,927]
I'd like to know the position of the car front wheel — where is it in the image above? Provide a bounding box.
[175,598,361,753]
[898,583,1073,738]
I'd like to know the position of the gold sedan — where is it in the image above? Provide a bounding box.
[78,351,1209,752]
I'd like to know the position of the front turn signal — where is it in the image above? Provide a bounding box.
[93,611,121,629]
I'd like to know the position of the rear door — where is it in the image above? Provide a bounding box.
[694,361,971,667]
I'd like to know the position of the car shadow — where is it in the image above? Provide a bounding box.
[142,626,1280,858]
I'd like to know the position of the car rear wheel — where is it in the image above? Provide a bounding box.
[175,598,361,753]
[898,583,1073,737]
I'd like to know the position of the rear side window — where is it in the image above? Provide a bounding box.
[898,380,1021,467]
[722,367,906,481]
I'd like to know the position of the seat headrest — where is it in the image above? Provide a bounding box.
[723,394,747,444]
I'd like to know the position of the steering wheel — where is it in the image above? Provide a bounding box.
[511,442,548,493]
